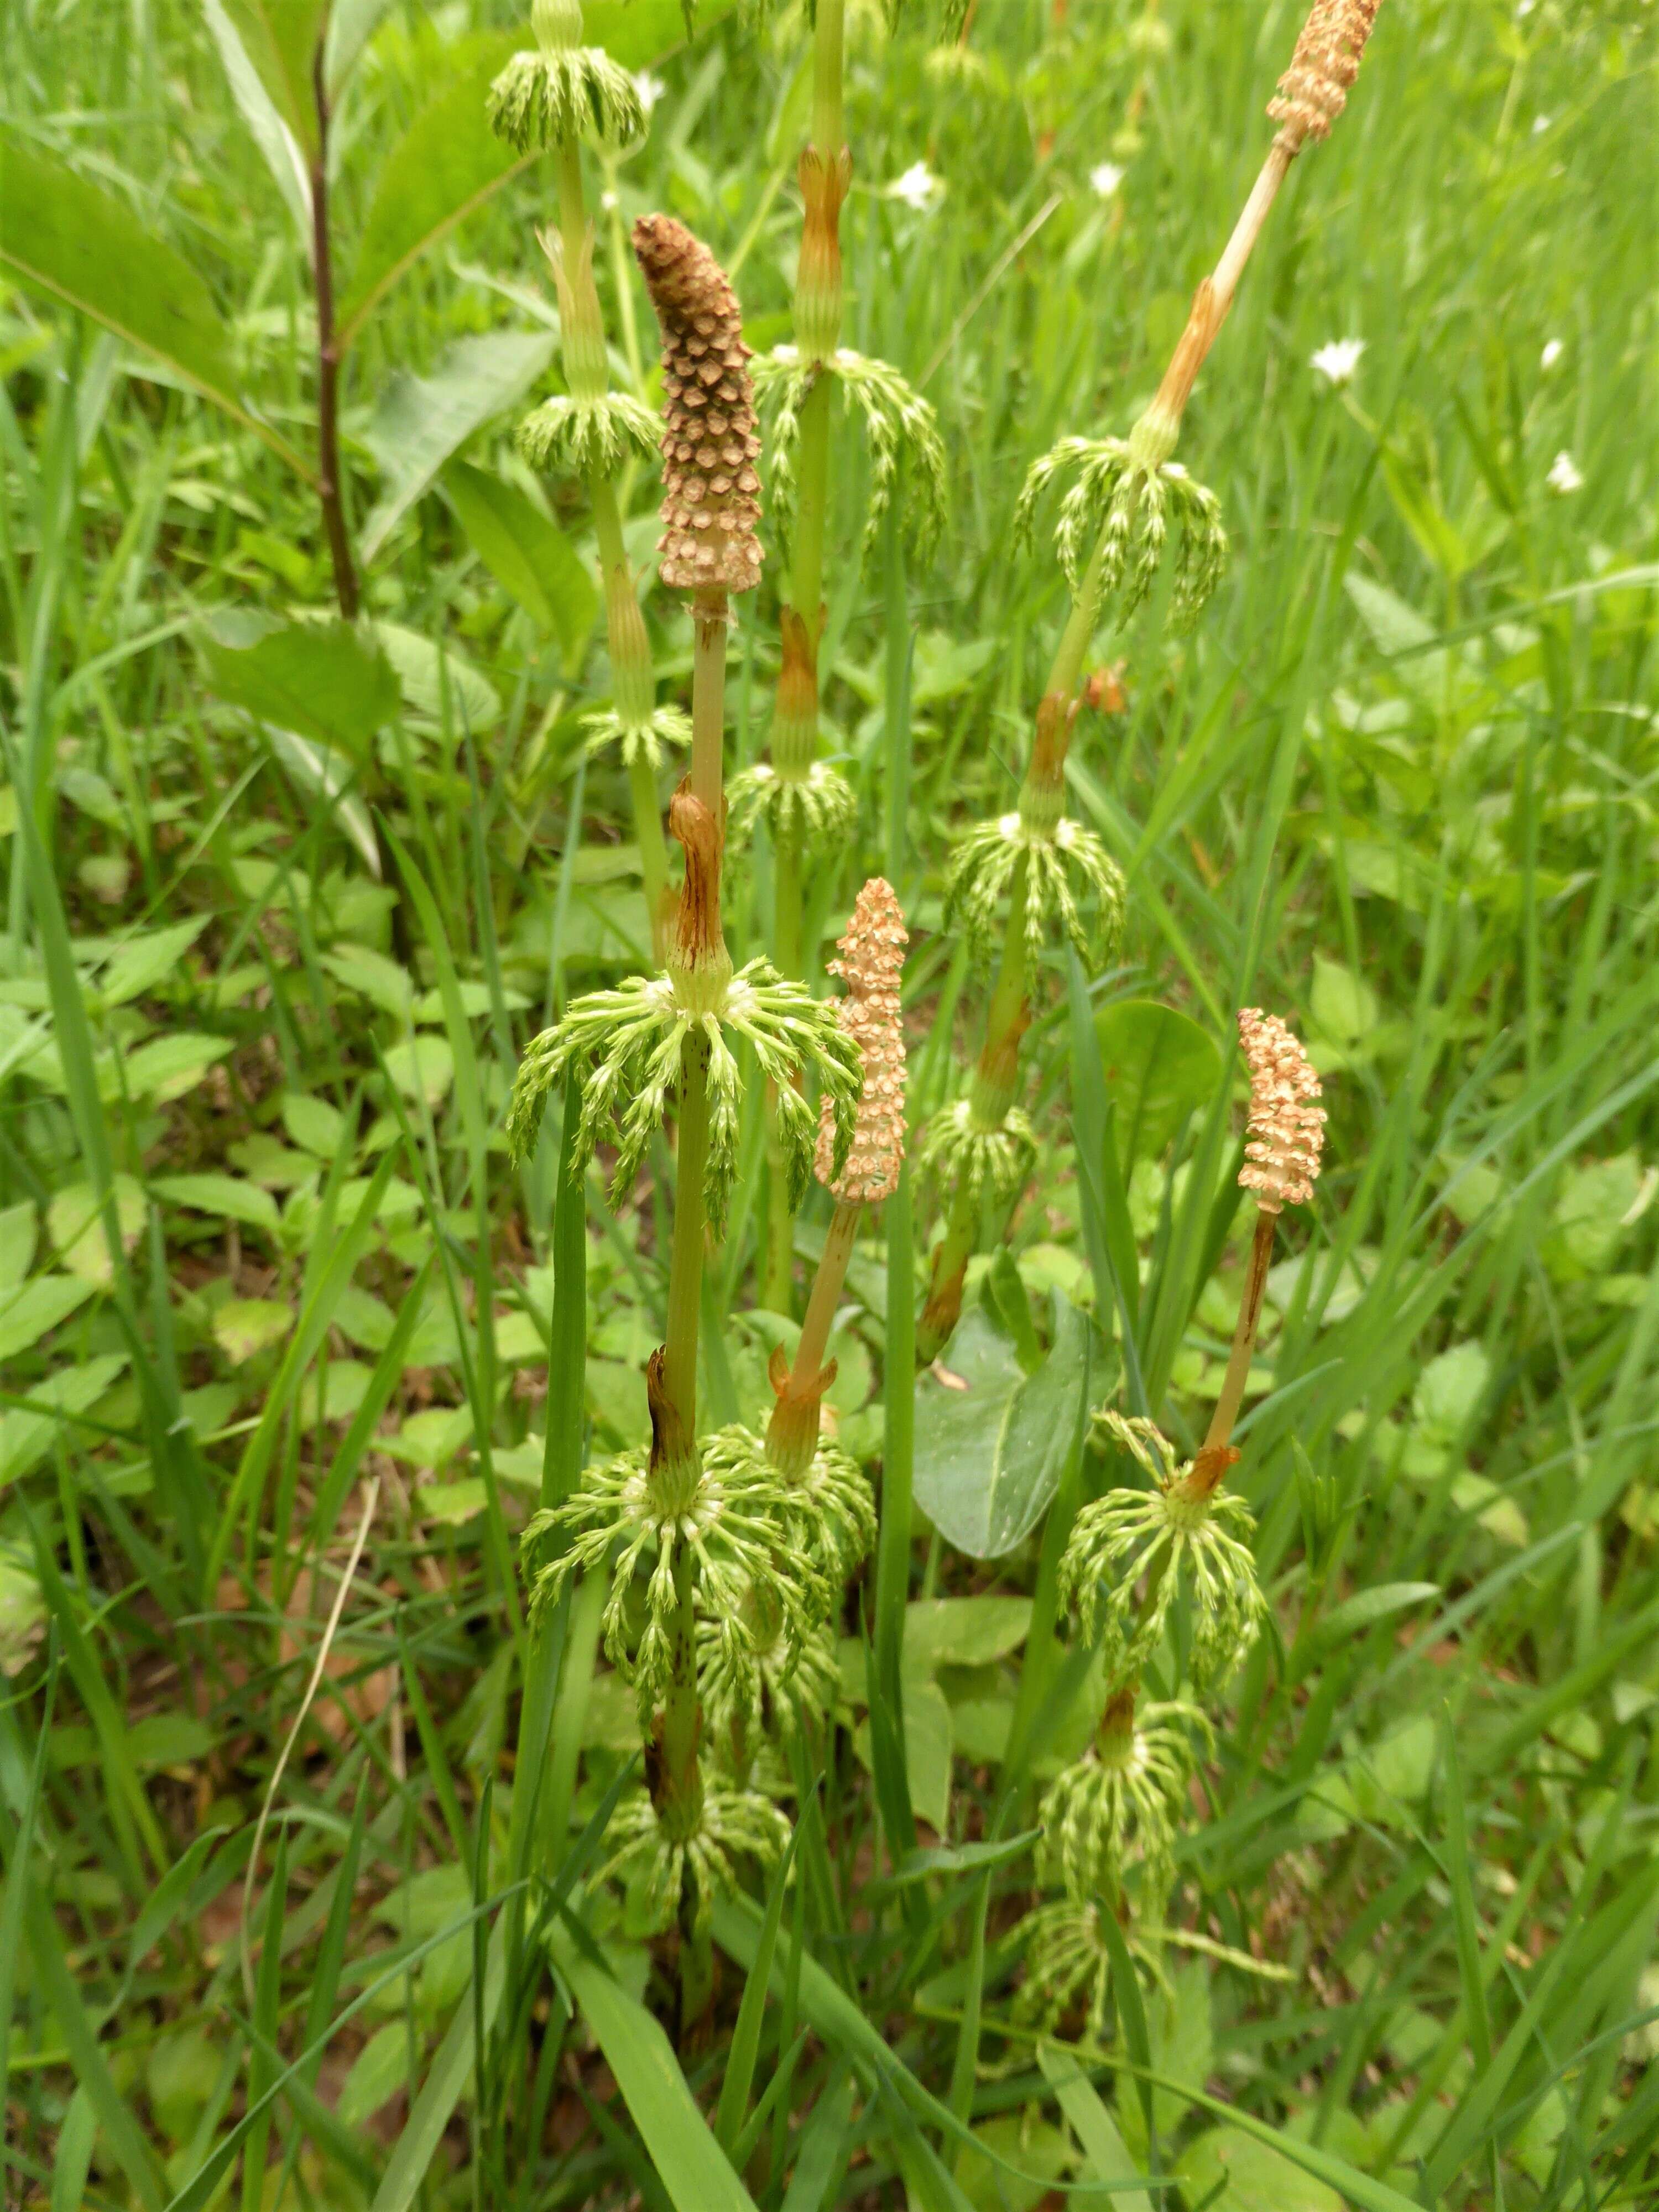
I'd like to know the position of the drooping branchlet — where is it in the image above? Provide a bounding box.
[632,214,764,596]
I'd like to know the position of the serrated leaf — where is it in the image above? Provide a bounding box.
[95,918,210,1009]
[360,332,557,561]
[377,620,501,732]
[152,1175,280,1235]
[122,1031,232,1103]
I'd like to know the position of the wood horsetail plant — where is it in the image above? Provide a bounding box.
[736,0,947,1309]
[917,0,1386,1361]
[511,218,886,2023]
[1020,1015,1327,2037]
[489,0,686,957]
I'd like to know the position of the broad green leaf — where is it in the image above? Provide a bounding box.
[554,1934,761,2212]
[0,1274,96,1360]
[215,0,328,156]
[337,34,526,347]
[442,461,599,670]
[201,608,400,761]
[263,727,380,873]
[377,620,501,732]
[0,1201,36,1288]
[320,941,414,1021]
[152,1175,281,1235]
[96,918,210,1008]
[1310,956,1380,1051]
[1551,1152,1648,1275]
[122,1030,232,1103]
[0,132,307,478]
[1177,2128,1342,2212]
[337,2022,408,2128]
[1,1357,127,1489]
[211,1298,295,1364]
[1412,1342,1490,1444]
[382,1032,455,1104]
[360,331,557,561]
[1314,1580,1440,1645]
[283,1091,352,1157]
[200,0,312,240]
[912,1292,1089,1558]
[902,1597,1032,1673]
[147,2027,221,2143]
[48,1176,146,1285]
[325,0,397,91]
[1094,999,1222,1171]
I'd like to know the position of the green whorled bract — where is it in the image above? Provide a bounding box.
[1014,433,1228,629]
[601,1773,790,1936]
[700,1610,841,1761]
[504,959,862,1237]
[582,701,693,769]
[727,759,858,851]
[487,45,645,153]
[1060,1412,1269,1692]
[1039,1699,1214,1902]
[707,1420,875,1590]
[944,810,1126,969]
[1014,1897,1173,2042]
[520,1437,830,1723]
[753,347,947,559]
[517,392,660,481]
[917,1097,1037,1214]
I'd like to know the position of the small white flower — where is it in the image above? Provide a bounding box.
[1089,161,1124,200]
[1546,450,1583,495]
[889,161,942,212]
[599,188,618,212]
[1531,113,1551,134]
[1541,338,1563,371]
[1310,338,1365,390]
[633,69,666,116]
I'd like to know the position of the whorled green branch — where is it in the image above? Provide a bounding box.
[1060,1412,1269,1693]
[505,959,862,1237]
[754,348,947,560]
[1015,430,1227,631]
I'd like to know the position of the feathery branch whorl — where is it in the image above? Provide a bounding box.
[1267,0,1384,148]
[815,879,907,1206]
[1237,1008,1326,1214]
[631,215,763,596]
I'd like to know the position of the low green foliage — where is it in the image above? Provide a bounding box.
[2,0,1656,2208]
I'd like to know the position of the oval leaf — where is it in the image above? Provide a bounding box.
[913,1293,1089,1559]
[1094,998,1223,1171]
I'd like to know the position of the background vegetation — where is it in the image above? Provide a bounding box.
[2,0,1656,2205]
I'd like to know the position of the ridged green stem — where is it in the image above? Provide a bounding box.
[919,513,1114,1357]
[763,0,847,1310]
[919,855,1030,1363]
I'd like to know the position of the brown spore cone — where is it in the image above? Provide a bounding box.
[632,214,763,597]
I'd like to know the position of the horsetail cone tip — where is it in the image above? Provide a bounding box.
[632,215,764,596]
[1237,1008,1326,1214]
[815,878,909,1206]
[1269,0,1385,149]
